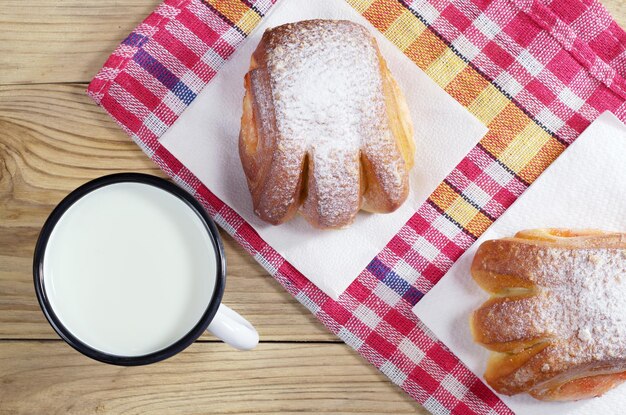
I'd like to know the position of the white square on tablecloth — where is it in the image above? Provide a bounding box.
[160,0,487,299]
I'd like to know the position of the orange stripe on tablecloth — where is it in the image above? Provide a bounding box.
[430,182,459,212]
[479,103,528,159]
[363,0,406,32]
[518,138,566,183]
[405,30,448,70]
[445,66,490,108]
[466,212,492,237]
[206,0,253,25]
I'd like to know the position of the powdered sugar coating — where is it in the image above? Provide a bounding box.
[486,248,626,364]
[250,20,407,227]
[540,249,626,363]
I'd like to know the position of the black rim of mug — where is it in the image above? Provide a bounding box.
[33,173,226,366]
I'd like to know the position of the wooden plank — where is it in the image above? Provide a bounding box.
[0,84,333,341]
[0,341,424,414]
[0,1,161,85]
[606,0,626,26]
[1,0,624,85]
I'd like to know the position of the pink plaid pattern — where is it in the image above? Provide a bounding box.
[414,0,626,142]
[88,0,626,413]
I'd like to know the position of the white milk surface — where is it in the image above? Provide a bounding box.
[43,182,216,356]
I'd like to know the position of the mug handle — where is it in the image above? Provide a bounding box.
[207,304,259,350]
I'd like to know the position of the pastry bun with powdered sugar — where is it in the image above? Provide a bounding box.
[470,228,626,401]
[238,19,415,229]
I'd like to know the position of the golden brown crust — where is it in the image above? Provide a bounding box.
[239,20,414,229]
[470,228,626,401]
[239,47,305,225]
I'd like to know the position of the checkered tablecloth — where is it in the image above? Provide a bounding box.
[87,0,626,413]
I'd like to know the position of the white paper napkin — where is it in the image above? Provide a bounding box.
[413,112,626,415]
[160,0,487,299]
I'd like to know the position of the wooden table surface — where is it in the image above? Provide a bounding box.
[0,1,624,414]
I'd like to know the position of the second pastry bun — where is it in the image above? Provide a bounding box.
[471,229,626,401]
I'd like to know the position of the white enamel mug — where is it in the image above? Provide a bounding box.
[34,173,258,365]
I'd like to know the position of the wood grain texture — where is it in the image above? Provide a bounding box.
[0,1,161,85]
[604,0,626,28]
[0,83,334,342]
[0,342,419,415]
